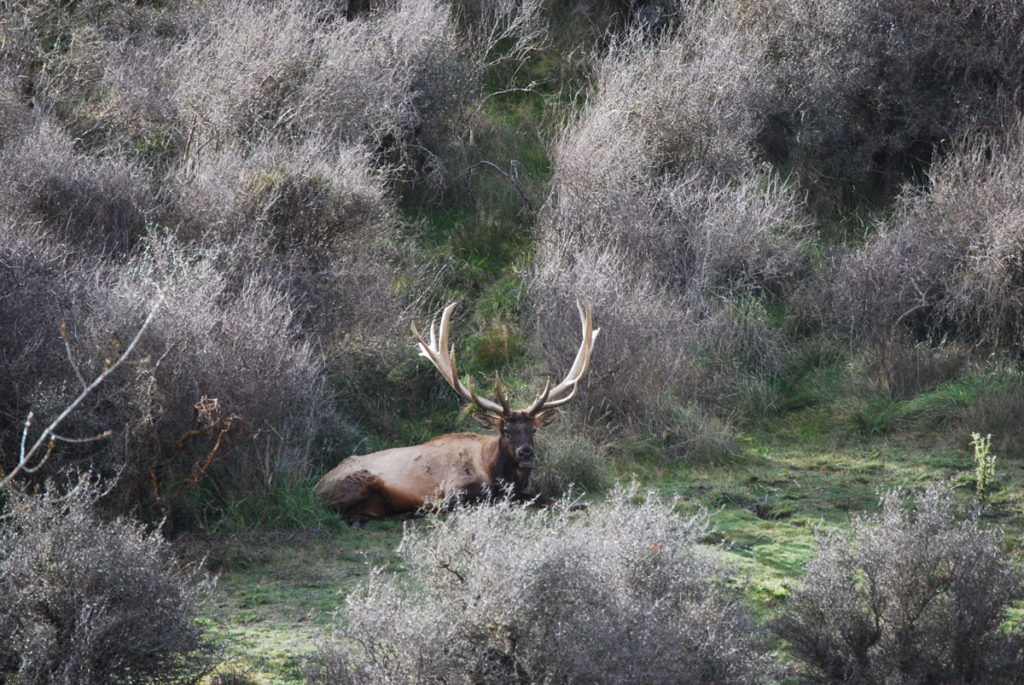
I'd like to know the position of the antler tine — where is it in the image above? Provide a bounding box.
[528,299,600,414]
[524,379,552,415]
[494,375,511,414]
[411,304,505,415]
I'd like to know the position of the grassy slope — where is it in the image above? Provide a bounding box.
[195,10,1024,682]
[200,408,1024,682]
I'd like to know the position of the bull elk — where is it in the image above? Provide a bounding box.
[314,301,598,522]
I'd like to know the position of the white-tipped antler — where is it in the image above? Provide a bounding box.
[526,300,599,414]
[411,303,506,415]
[411,301,598,416]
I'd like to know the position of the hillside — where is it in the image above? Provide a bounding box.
[2,0,1024,682]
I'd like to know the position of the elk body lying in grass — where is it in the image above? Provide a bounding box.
[314,302,598,523]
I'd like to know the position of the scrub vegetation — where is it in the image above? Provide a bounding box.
[2,0,1024,681]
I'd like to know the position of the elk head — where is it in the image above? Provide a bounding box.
[411,301,599,486]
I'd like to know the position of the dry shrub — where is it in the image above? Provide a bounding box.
[0,121,156,254]
[531,6,807,423]
[100,233,336,505]
[1,0,189,155]
[531,242,693,417]
[772,483,1024,684]
[297,0,474,186]
[167,134,405,336]
[447,0,547,72]
[821,124,1024,349]
[310,484,776,684]
[172,135,390,251]
[172,0,478,186]
[0,218,335,522]
[0,477,214,684]
[0,216,91,464]
[172,0,317,146]
[750,0,1024,210]
[0,75,34,147]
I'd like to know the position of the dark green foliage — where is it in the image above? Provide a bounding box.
[0,477,214,684]
[773,484,1024,684]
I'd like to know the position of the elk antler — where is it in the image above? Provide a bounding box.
[411,301,598,416]
[526,300,599,414]
[411,303,506,415]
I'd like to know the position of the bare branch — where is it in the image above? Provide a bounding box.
[1,291,166,489]
[457,159,533,215]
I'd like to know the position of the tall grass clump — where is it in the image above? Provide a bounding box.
[749,0,1024,212]
[309,484,776,684]
[772,483,1024,684]
[0,477,214,684]
[531,10,807,424]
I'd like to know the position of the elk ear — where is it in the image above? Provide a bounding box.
[473,412,503,430]
[533,408,561,427]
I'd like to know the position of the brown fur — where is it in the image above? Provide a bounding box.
[314,417,548,522]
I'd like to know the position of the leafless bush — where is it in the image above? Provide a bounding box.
[530,5,808,422]
[172,135,390,251]
[101,234,336,504]
[750,0,1024,210]
[772,483,1024,684]
[448,0,547,72]
[820,124,1024,349]
[0,121,156,254]
[172,0,317,147]
[0,75,34,147]
[167,133,407,336]
[553,6,772,195]
[298,0,474,186]
[1,0,189,154]
[530,241,694,417]
[0,477,214,684]
[533,147,804,421]
[0,217,335,521]
[0,216,92,467]
[310,484,776,684]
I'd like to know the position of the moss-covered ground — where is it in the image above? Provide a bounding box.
[198,403,1024,682]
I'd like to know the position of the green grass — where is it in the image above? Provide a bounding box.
[189,11,1024,681]
[198,524,404,683]
[198,398,1024,681]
